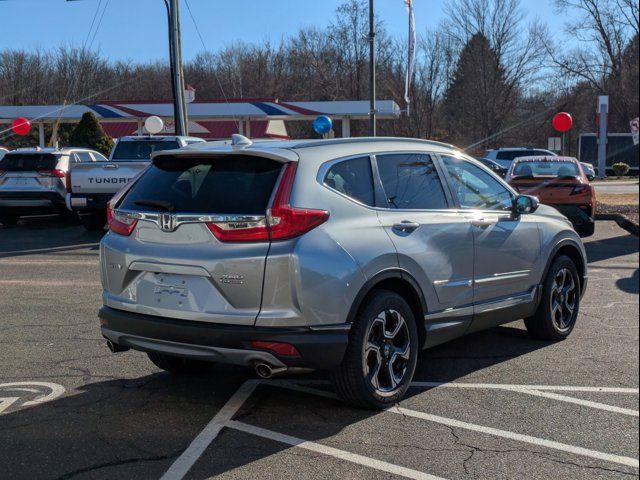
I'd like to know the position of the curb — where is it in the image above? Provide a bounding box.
[596,214,639,236]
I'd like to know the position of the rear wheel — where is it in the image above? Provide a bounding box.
[147,352,212,374]
[80,211,106,231]
[331,290,419,409]
[525,255,580,340]
[0,213,20,226]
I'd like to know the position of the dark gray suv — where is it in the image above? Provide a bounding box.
[99,136,587,408]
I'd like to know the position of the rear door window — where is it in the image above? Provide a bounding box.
[119,155,283,214]
[375,153,448,209]
[0,153,58,171]
[324,156,374,206]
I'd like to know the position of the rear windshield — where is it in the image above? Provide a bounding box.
[119,155,283,214]
[112,140,180,161]
[0,153,58,171]
[513,161,580,178]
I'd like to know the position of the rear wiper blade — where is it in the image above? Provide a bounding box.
[511,174,535,179]
[134,199,175,212]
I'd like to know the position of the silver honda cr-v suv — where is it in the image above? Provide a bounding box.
[99,136,587,408]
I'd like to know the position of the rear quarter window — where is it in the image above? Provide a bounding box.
[324,156,375,206]
[119,155,283,214]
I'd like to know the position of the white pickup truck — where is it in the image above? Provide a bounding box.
[67,135,205,230]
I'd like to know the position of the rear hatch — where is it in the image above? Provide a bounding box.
[101,153,287,326]
[0,153,65,193]
[69,161,148,195]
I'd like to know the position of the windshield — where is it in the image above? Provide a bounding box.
[111,140,180,161]
[512,161,580,178]
[0,153,58,171]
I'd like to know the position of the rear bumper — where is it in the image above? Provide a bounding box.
[68,193,113,212]
[98,306,350,370]
[550,204,594,226]
[0,191,66,209]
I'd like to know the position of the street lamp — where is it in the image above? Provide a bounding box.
[65,0,189,135]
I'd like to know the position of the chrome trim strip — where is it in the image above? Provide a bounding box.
[474,270,531,284]
[473,287,537,314]
[117,209,266,229]
[424,305,474,321]
[308,323,353,332]
[433,279,473,287]
[424,286,538,320]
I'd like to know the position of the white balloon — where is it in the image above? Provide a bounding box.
[144,116,164,135]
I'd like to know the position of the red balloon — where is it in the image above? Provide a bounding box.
[552,112,573,132]
[12,117,31,136]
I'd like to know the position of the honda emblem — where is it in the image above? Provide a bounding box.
[160,213,177,232]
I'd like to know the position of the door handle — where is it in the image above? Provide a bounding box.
[103,164,118,169]
[471,218,495,229]
[392,221,420,232]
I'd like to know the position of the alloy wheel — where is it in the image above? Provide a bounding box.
[363,309,411,396]
[550,267,577,331]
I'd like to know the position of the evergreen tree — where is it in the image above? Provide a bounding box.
[68,112,114,156]
[441,33,514,148]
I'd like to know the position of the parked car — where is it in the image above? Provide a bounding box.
[485,147,557,170]
[506,156,596,237]
[67,135,205,230]
[99,136,587,409]
[580,162,596,180]
[477,157,507,177]
[0,147,108,226]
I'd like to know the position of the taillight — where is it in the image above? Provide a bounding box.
[107,203,137,236]
[206,162,329,242]
[65,170,72,193]
[38,169,65,178]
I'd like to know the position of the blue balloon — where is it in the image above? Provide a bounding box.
[313,115,333,135]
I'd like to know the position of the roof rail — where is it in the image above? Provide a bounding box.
[291,137,456,150]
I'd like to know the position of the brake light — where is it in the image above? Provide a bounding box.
[38,169,65,178]
[107,203,137,236]
[251,340,301,357]
[66,170,72,193]
[206,162,329,242]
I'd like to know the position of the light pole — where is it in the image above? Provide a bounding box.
[368,0,376,136]
[65,0,189,135]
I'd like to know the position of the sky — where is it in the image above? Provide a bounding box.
[0,0,565,62]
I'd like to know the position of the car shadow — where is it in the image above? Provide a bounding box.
[0,214,104,258]
[584,231,638,264]
[0,324,552,479]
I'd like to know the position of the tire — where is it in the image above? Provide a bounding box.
[576,222,595,238]
[524,255,580,340]
[331,290,419,409]
[80,211,106,231]
[147,352,212,374]
[0,213,19,226]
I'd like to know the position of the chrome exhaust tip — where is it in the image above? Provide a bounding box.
[254,362,287,379]
[106,340,129,353]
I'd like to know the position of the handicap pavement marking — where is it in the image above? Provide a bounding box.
[0,382,65,414]
[161,379,640,480]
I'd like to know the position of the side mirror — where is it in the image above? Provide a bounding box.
[514,195,539,215]
[587,174,595,182]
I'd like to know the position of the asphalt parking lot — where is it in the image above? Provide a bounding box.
[0,217,638,480]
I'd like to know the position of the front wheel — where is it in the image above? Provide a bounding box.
[524,255,580,340]
[147,352,212,374]
[331,290,419,409]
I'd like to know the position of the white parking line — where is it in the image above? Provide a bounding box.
[517,388,638,417]
[389,406,639,468]
[160,380,259,480]
[409,381,639,394]
[227,420,447,480]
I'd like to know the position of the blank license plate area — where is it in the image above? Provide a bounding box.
[136,272,223,313]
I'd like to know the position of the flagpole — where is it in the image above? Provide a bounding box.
[368,0,376,137]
